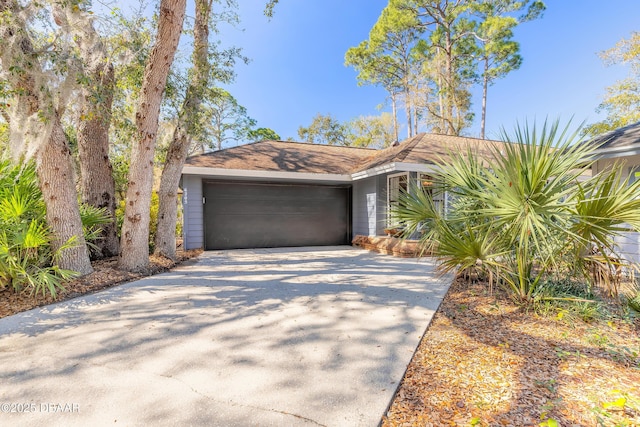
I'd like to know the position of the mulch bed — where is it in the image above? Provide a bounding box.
[382,278,640,427]
[0,249,202,318]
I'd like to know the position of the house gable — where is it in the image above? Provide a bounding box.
[352,133,501,179]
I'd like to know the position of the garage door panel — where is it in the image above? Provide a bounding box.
[204,182,350,250]
[209,199,336,216]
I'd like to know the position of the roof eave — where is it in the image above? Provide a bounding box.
[351,162,438,180]
[592,145,640,160]
[183,161,442,183]
[182,166,353,183]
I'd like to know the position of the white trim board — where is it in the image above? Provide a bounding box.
[351,162,438,180]
[182,166,352,183]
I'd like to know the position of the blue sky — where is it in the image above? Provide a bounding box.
[220,0,640,142]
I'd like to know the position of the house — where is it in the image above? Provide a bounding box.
[590,121,640,177]
[589,120,640,263]
[180,133,497,251]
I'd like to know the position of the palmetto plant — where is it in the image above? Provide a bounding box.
[572,163,640,296]
[0,160,77,296]
[0,160,111,297]
[80,203,114,255]
[393,119,640,303]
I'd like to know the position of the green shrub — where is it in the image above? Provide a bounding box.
[0,122,8,156]
[628,293,640,314]
[0,160,110,298]
[393,119,640,305]
[79,203,114,254]
[0,160,77,297]
[530,279,605,322]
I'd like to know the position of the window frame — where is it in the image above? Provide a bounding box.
[419,172,446,215]
[387,172,409,227]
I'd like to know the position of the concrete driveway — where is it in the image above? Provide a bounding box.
[0,246,452,427]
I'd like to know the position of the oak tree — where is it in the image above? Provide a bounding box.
[154,0,222,259]
[53,1,120,258]
[118,0,186,271]
[248,127,281,141]
[0,0,93,274]
[298,113,349,145]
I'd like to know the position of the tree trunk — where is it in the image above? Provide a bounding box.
[0,0,92,275]
[154,128,188,259]
[154,0,211,260]
[37,117,93,274]
[435,47,446,133]
[404,88,412,138]
[391,92,399,142]
[445,31,455,135]
[119,0,186,272]
[78,63,120,258]
[53,3,120,258]
[480,56,488,140]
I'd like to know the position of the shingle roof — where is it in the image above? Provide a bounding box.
[355,133,499,171]
[185,140,377,175]
[589,121,640,150]
[184,134,503,175]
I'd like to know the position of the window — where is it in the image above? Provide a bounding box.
[387,173,408,226]
[419,173,446,214]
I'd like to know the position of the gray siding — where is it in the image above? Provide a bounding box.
[596,156,640,264]
[182,175,204,250]
[352,177,378,237]
[594,154,640,175]
[615,232,640,265]
[376,174,388,235]
[351,174,392,237]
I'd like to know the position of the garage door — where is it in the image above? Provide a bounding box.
[203,181,351,250]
